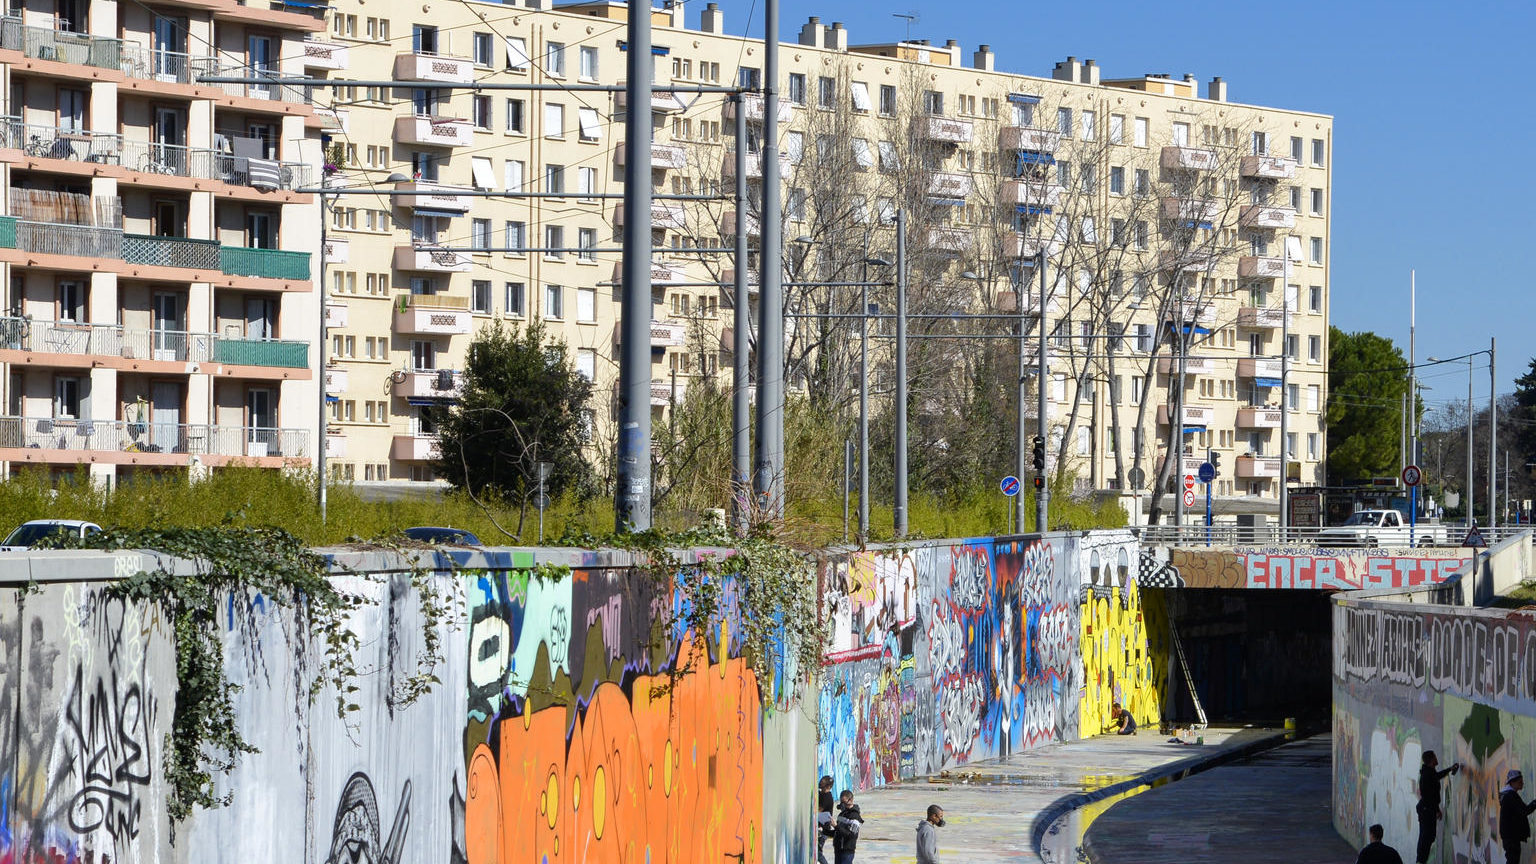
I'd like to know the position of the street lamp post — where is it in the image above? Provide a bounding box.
[1430,341,1497,528]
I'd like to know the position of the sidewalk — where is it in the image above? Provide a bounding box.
[840,727,1285,864]
[1083,735,1355,864]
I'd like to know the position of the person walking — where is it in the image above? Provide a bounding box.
[915,804,945,864]
[1501,770,1536,864]
[1416,751,1460,864]
[832,790,863,864]
[816,776,835,864]
[1356,824,1404,864]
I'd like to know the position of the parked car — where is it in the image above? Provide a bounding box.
[402,526,482,546]
[1315,510,1447,547]
[0,519,103,551]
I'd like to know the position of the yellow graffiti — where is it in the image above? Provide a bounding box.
[1078,582,1169,735]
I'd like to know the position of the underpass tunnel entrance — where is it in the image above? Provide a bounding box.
[1160,588,1334,731]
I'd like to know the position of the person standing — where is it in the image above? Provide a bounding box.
[832,790,863,864]
[1501,770,1536,864]
[916,804,945,864]
[1356,824,1404,864]
[1416,751,1460,864]
[816,776,835,864]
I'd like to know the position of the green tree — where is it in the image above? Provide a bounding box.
[432,320,593,534]
[1326,327,1411,485]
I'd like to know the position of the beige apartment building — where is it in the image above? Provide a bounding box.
[0,0,325,486]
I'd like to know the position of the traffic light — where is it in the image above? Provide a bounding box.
[1032,435,1046,472]
[1209,449,1221,477]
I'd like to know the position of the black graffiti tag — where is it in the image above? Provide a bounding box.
[63,666,155,842]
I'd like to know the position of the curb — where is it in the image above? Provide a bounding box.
[1029,728,1292,862]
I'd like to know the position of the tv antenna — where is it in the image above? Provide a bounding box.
[892,11,919,41]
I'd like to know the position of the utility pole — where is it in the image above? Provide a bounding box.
[1035,249,1048,533]
[316,166,329,522]
[893,210,909,538]
[858,252,870,541]
[754,0,784,518]
[730,92,750,533]
[1490,336,1497,529]
[615,0,654,531]
[1013,255,1031,535]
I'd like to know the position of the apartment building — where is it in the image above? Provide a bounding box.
[0,0,324,486]
[303,0,1330,517]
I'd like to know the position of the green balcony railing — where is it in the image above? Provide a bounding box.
[0,216,16,249]
[123,234,220,270]
[219,246,311,280]
[210,338,308,368]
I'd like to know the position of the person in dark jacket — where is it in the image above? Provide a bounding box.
[915,804,945,864]
[1357,824,1404,864]
[832,791,863,864]
[1109,702,1137,735]
[816,776,835,864]
[1416,750,1460,864]
[1501,770,1536,864]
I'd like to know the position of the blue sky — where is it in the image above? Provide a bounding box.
[721,0,1534,401]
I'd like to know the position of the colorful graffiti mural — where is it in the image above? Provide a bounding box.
[1174,547,1471,590]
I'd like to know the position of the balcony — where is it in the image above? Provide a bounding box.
[1237,407,1283,429]
[1238,256,1286,279]
[1241,155,1297,180]
[301,38,349,70]
[392,432,440,461]
[324,433,347,459]
[1164,303,1217,328]
[4,120,121,164]
[1236,455,1281,479]
[324,366,347,394]
[393,51,474,84]
[0,318,308,368]
[392,368,464,400]
[209,338,308,368]
[720,209,761,237]
[1004,233,1047,260]
[720,150,789,180]
[202,62,310,104]
[611,259,688,287]
[119,46,218,85]
[322,237,348,264]
[394,115,474,148]
[1239,205,1296,230]
[1159,247,1226,273]
[1157,356,1217,375]
[0,416,308,461]
[1157,404,1215,427]
[393,180,474,213]
[921,115,973,144]
[1001,180,1064,209]
[116,139,310,190]
[393,294,472,334]
[998,126,1061,153]
[1237,306,1291,329]
[0,18,122,69]
[928,172,972,198]
[1237,357,1283,379]
[616,142,689,170]
[220,246,311,280]
[1161,146,1219,171]
[926,227,972,253]
[1161,197,1221,224]
[651,376,689,406]
[613,203,686,230]
[122,234,219,270]
[324,303,348,328]
[15,221,121,258]
[312,107,349,133]
[650,321,685,348]
[721,93,793,123]
[616,82,687,113]
[394,245,472,273]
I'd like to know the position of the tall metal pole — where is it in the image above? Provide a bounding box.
[1409,271,1417,474]
[842,438,851,542]
[858,259,869,540]
[1014,256,1029,535]
[754,0,784,518]
[731,93,750,533]
[1467,355,1475,525]
[1279,252,1291,532]
[1174,288,1187,527]
[316,169,328,522]
[615,0,654,531]
[893,209,909,538]
[1035,249,1049,533]
[1490,336,1497,530]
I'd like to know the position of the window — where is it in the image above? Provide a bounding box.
[410,339,435,371]
[505,160,525,192]
[575,349,596,381]
[579,46,598,80]
[1310,188,1324,215]
[577,107,601,142]
[578,166,597,198]
[472,280,491,313]
[1307,433,1319,460]
[471,218,491,251]
[1080,217,1097,244]
[1109,166,1124,195]
[54,376,81,418]
[1135,326,1152,354]
[1056,161,1071,187]
[546,41,565,77]
[544,103,564,138]
[877,197,896,224]
[924,90,944,116]
[1284,334,1299,358]
[578,227,597,260]
[1308,335,1321,362]
[1311,138,1326,166]
[545,163,565,193]
[818,76,835,108]
[738,67,760,89]
[1251,131,1267,155]
[1077,427,1091,456]
[1134,221,1148,249]
[852,138,873,170]
[576,287,596,323]
[788,188,806,222]
[1309,286,1323,313]
[1080,164,1096,194]
[785,131,804,164]
[504,282,525,316]
[877,140,899,172]
[1131,373,1145,401]
[471,157,495,190]
[57,280,86,322]
[1133,116,1148,147]
[1134,169,1150,197]
[1289,185,1301,210]
[472,95,491,130]
[1056,107,1071,136]
[506,98,525,133]
[472,32,492,67]
[788,73,806,105]
[879,84,896,116]
[544,285,563,318]
[505,220,526,254]
[506,36,529,71]
[1285,383,1299,411]
[1306,384,1320,412]
[1290,136,1303,162]
[850,82,871,112]
[1081,110,1095,141]
[1109,114,1124,144]
[544,224,564,259]
[1171,121,1190,147]
[1309,237,1323,264]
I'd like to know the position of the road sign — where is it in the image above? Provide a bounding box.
[1463,525,1487,548]
[1000,475,1021,497]
[1127,467,1146,490]
[1402,464,1422,488]
[1183,474,1196,492]
[1198,462,1215,484]
[1182,489,1197,508]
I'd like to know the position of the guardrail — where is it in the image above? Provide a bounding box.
[1138,524,1534,548]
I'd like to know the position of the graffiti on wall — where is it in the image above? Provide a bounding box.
[1076,533,1169,735]
[1174,548,1470,590]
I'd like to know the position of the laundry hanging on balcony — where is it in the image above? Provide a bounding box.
[247,158,281,190]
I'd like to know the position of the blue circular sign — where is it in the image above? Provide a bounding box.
[1198,462,1215,483]
[1000,475,1021,497]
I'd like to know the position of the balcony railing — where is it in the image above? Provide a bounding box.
[220,246,311,280]
[921,115,973,144]
[0,215,14,247]
[0,317,307,368]
[300,38,349,70]
[394,115,474,148]
[16,221,121,258]
[1161,197,1221,224]
[1237,306,1290,329]
[209,338,308,368]
[1161,146,1219,171]
[1237,357,1283,379]
[4,120,121,163]
[119,45,219,85]
[1236,455,1281,479]
[392,180,474,213]
[1238,256,1287,279]
[202,62,310,103]
[0,416,308,459]
[123,234,221,270]
[1239,205,1297,230]
[394,245,472,273]
[998,126,1061,153]
[1237,407,1283,429]
[617,141,689,170]
[928,172,973,198]
[117,139,311,189]
[0,17,122,69]
[392,368,463,400]
[391,432,439,461]
[1157,404,1215,427]
[926,226,972,253]
[720,209,761,237]
[393,51,474,84]
[613,203,686,230]
[722,93,793,123]
[1240,155,1298,180]
[1156,356,1218,375]
[1002,180,1064,209]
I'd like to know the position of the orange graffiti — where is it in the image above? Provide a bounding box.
[465,638,764,864]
